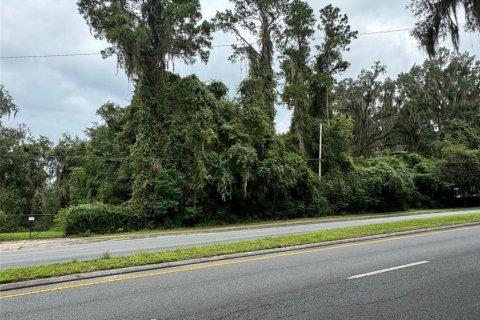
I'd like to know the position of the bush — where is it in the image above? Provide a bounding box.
[0,211,7,232]
[357,156,416,212]
[322,169,361,213]
[398,153,449,208]
[58,203,143,236]
[438,144,480,194]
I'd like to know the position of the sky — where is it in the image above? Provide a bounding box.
[1,0,479,142]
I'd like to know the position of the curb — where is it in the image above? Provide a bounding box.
[1,222,479,292]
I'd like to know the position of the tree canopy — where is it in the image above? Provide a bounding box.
[410,0,480,56]
[1,1,479,234]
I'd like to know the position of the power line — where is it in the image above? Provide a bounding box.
[312,28,412,41]
[357,28,412,36]
[0,28,412,59]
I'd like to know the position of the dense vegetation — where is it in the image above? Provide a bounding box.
[1,0,479,235]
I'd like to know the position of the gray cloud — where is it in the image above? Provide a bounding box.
[1,0,478,140]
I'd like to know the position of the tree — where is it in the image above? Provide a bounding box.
[80,102,132,205]
[51,134,87,208]
[410,0,480,56]
[78,0,212,83]
[438,144,480,197]
[214,0,288,123]
[78,0,213,216]
[336,63,399,156]
[311,5,357,125]
[0,85,24,143]
[0,85,19,118]
[280,0,315,156]
[0,89,55,230]
[396,48,480,155]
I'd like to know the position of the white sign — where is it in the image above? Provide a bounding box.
[28,216,35,221]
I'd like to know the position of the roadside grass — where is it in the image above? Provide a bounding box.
[1,207,474,242]
[0,231,65,241]
[1,213,479,285]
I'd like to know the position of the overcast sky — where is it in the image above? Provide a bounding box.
[1,0,479,142]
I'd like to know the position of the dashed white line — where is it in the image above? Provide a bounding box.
[348,261,430,280]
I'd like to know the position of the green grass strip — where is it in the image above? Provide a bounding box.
[1,213,479,285]
[0,231,65,241]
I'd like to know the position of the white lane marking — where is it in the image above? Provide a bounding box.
[348,261,430,280]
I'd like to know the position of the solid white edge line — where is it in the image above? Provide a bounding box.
[348,261,430,280]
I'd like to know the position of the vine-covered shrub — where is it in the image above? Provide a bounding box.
[57,203,143,235]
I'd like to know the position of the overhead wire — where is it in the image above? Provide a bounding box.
[0,28,413,59]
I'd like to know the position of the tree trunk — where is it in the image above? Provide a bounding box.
[326,85,330,126]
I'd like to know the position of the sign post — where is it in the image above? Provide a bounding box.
[28,216,35,240]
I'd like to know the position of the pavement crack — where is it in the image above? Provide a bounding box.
[213,299,281,320]
[345,287,421,308]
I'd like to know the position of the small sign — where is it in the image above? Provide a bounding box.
[28,216,35,221]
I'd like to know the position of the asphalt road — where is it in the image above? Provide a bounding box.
[1,224,479,319]
[0,208,478,269]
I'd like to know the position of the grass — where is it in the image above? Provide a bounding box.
[0,231,65,241]
[1,212,479,285]
[0,207,473,242]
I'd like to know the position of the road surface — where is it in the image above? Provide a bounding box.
[0,208,478,269]
[1,224,479,319]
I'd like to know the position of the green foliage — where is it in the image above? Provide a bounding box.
[0,85,19,118]
[2,4,479,236]
[395,49,480,156]
[214,0,288,122]
[0,211,8,232]
[207,81,229,100]
[336,62,397,157]
[311,5,357,125]
[437,144,480,195]
[410,0,480,56]
[280,0,315,155]
[323,152,453,213]
[321,115,355,174]
[357,156,416,212]
[59,203,143,236]
[0,104,55,230]
[77,0,212,81]
[321,169,359,213]
[151,169,185,226]
[69,167,89,205]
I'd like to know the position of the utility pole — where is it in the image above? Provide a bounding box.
[318,122,323,180]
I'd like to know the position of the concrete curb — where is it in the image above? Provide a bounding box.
[2,222,479,292]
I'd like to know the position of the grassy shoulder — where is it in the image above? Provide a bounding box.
[1,212,479,285]
[0,207,473,242]
[0,231,65,241]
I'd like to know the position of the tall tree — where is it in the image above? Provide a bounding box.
[311,5,357,125]
[0,85,23,142]
[77,0,212,215]
[280,0,315,155]
[214,0,288,123]
[51,134,87,208]
[78,0,212,83]
[336,63,399,156]
[410,0,480,56]
[396,48,480,155]
[0,88,54,230]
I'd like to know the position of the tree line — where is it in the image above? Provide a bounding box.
[1,0,479,234]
